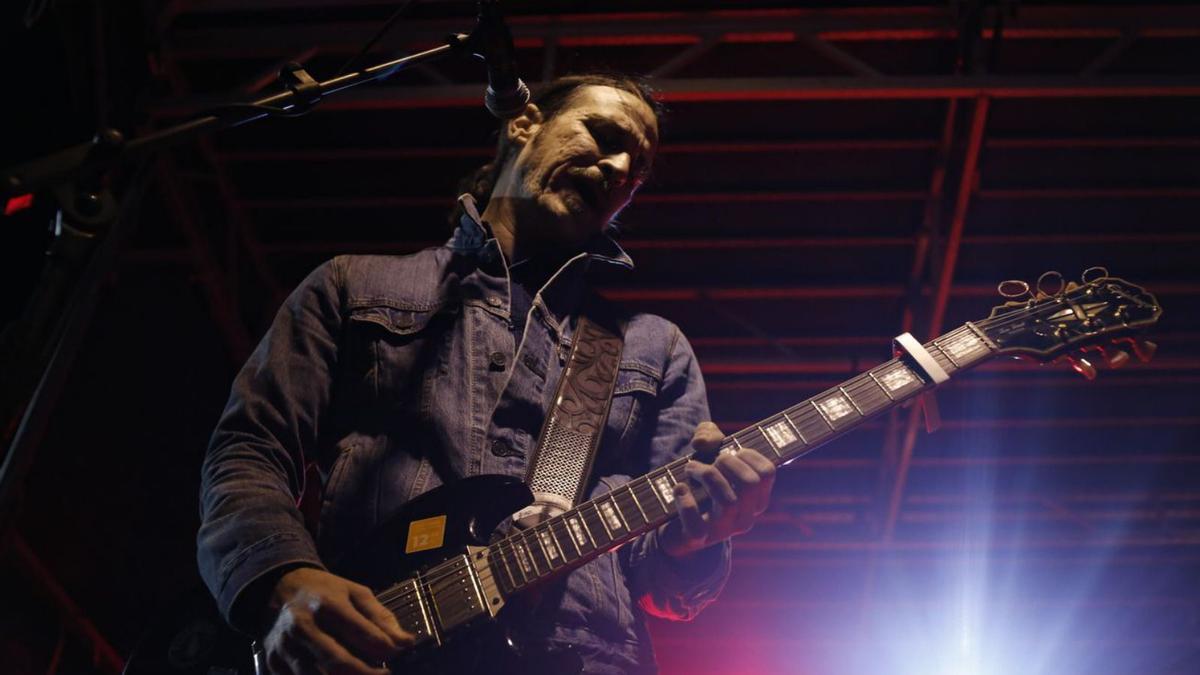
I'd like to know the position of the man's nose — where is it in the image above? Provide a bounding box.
[599,151,631,188]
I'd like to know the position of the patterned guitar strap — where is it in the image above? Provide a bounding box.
[513,314,624,529]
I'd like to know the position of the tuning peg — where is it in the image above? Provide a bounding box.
[998,279,1031,300]
[1066,355,1098,380]
[1103,349,1130,369]
[1083,344,1129,370]
[1115,337,1157,363]
[1082,266,1109,284]
[1132,339,1157,363]
[1036,270,1065,298]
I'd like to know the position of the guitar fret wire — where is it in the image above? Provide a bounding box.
[811,400,835,430]
[528,529,550,572]
[520,534,542,576]
[663,468,679,486]
[868,371,895,400]
[546,522,566,562]
[609,496,630,531]
[626,484,649,522]
[591,502,613,539]
[931,339,960,368]
[575,508,598,549]
[781,411,808,444]
[754,425,784,457]
[965,320,999,350]
[556,517,581,557]
[497,544,518,589]
[411,575,434,638]
[464,554,487,617]
[507,541,527,584]
[647,472,668,510]
[839,386,865,416]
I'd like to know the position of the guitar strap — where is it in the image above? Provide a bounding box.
[513,313,624,529]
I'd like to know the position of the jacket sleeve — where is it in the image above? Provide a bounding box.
[196,257,345,633]
[619,323,732,621]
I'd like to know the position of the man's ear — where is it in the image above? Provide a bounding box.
[505,103,543,147]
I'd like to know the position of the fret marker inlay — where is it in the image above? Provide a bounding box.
[763,419,798,449]
[945,334,981,361]
[654,476,675,505]
[513,541,533,576]
[879,367,916,392]
[567,516,588,548]
[599,500,624,531]
[817,394,855,422]
[538,529,559,561]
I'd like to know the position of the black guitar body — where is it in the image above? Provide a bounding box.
[125,475,582,675]
[343,474,581,675]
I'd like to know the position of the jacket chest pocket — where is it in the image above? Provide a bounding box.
[604,363,662,454]
[345,303,452,403]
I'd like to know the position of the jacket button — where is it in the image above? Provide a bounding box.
[486,296,502,307]
[490,440,523,458]
[489,351,507,370]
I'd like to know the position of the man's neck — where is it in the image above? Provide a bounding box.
[479,196,519,263]
[480,196,578,268]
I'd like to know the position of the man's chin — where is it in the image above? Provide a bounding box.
[543,193,605,232]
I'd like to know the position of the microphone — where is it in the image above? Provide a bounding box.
[473,1,530,118]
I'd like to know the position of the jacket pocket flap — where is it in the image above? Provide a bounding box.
[615,362,661,396]
[347,305,439,336]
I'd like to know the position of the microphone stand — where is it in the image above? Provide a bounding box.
[0,3,514,536]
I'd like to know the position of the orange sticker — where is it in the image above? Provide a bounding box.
[405,515,447,554]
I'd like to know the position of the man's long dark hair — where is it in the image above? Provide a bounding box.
[449,73,664,228]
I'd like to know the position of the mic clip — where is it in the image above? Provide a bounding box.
[279,62,322,113]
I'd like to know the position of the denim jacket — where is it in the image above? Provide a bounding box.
[197,199,731,673]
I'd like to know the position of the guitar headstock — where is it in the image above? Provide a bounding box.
[977,268,1162,375]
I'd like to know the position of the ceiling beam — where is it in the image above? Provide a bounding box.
[212,136,1200,163]
[163,5,1200,58]
[150,76,1200,118]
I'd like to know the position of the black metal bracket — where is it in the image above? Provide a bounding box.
[279,62,323,114]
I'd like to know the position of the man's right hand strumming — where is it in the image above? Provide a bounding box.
[261,567,415,675]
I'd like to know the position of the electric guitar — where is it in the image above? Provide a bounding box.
[124,270,1161,675]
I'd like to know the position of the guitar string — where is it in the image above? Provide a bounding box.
[373,302,1100,616]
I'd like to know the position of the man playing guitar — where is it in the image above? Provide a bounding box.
[197,73,777,675]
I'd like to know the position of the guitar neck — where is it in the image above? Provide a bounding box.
[486,322,998,593]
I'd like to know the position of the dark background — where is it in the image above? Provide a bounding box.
[2,2,1199,674]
